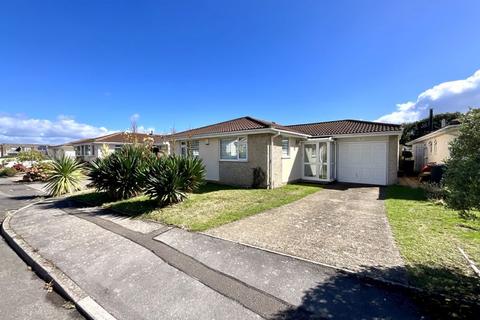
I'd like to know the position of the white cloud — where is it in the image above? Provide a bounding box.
[376,69,480,123]
[0,114,112,145]
[130,113,140,122]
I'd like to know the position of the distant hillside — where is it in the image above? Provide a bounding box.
[400,112,462,145]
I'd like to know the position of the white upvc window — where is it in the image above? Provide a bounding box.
[114,145,122,152]
[220,136,247,161]
[189,140,200,157]
[282,138,290,158]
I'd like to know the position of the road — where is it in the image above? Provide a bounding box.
[0,178,82,320]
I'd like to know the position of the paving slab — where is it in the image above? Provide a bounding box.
[10,203,261,320]
[207,185,406,281]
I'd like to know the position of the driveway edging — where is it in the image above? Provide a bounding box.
[1,201,117,320]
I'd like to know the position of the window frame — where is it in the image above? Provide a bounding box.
[189,140,200,157]
[281,138,290,158]
[220,136,248,161]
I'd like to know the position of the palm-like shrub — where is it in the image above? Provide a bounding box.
[144,155,205,206]
[177,156,206,192]
[88,144,154,200]
[44,156,84,196]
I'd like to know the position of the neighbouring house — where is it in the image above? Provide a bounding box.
[167,116,402,188]
[70,132,167,162]
[407,122,460,172]
[47,144,76,160]
[0,143,50,157]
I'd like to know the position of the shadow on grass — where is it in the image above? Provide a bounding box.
[273,265,480,320]
[380,184,427,201]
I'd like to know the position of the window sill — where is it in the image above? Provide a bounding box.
[219,159,248,162]
[281,156,290,159]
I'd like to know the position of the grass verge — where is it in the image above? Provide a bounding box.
[385,185,480,304]
[70,182,322,231]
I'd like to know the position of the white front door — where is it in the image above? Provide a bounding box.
[199,139,219,181]
[303,141,331,181]
[337,141,387,185]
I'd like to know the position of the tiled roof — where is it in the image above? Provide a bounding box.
[171,117,401,139]
[70,132,166,145]
[285,120,402,137]
[171,116,303,138]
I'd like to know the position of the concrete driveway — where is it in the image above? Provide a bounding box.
[207,184,405,281]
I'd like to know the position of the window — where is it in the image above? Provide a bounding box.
[189,140,200,157]
[114,145,122,152]
[428,141,433,153]
[433,140,438,154]
[220,137,247,160]
[85,145,92,156]
[180,142,187,156]
[282,139,290,157]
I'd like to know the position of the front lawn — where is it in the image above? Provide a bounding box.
[71,182,322,231]
[385,185,480,303]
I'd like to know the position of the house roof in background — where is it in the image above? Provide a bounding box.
[170,116,306,139]
[285,119,402,137]
[70,132,166,145]
[406,124,460,145]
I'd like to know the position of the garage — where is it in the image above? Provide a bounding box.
[337,140,388,185]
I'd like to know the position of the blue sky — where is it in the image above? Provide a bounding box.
[1,0,480,143]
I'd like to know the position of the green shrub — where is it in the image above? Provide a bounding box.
[88,144,154,200]
[177,156,206,192]
[252,166,266,188]
[44,156,84,196]
[0,167,17,177]
[143,155,205,206]
[443,108,480,219]
[17,150,45,162]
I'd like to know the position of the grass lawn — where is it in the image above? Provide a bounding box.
[385,185,480,303]
[71,182,322,231]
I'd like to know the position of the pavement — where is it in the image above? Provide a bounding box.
[3,194,426,319]
[0,177,82,320]
[207,184,406,282]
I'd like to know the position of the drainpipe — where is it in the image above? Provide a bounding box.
[269,132,281,189]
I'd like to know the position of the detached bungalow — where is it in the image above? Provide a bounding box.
[168,116,402,188]
[70,132,167,162]
[407,123,460,172]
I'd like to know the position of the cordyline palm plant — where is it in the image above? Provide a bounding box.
[143,155,205,206]
[88,144,154,200]
[44,156,84,196]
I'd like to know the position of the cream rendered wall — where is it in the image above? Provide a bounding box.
[281,137,302,183]
[387,135,399,185]
[412,132,458,165]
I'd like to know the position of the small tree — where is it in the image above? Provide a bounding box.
[443,108,480,219]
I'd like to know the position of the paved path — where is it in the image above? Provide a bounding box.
[6,198,425,319]
[0,179,82,320]
[207,185,406,282]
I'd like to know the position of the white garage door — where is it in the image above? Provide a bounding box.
[337,141,387,185]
